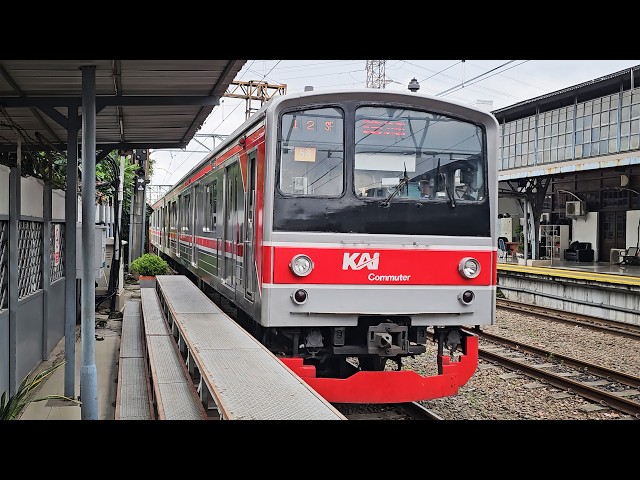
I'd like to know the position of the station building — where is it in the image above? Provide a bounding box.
[493,64,640,264]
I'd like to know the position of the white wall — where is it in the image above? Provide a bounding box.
[497,195,522,218]
[626,210,640,249]
[0,164,8,215]
[21,176,43,218]
[52,189,66,220]
[571,212,598,251]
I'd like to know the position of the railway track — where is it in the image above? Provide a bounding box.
[496,298,640,340]
[474,329,640,418]
[334,402,443,420]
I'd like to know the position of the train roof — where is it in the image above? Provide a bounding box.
[155,88,500,205]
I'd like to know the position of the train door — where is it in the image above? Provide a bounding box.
[243,153,256,301]
[222,163,240,292]
[168,201,175,255]
[192,184,199,267]
[162,203,167,251]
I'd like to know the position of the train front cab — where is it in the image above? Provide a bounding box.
[259,91,498,403]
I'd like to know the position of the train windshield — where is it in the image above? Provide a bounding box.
[277,104,485,203]
[354,106,485,203]
[279,107,345,196]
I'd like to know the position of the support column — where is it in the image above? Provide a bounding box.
[42,167,52,359]
[7,136,21,396]
[80,65,98,420]
[64,106,78,398]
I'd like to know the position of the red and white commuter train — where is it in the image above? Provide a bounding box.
[149,88,499,404]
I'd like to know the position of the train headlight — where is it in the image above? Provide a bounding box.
[290,254,314,277]
[458,257,481,279]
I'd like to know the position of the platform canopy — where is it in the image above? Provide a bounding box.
[0,60,247,153]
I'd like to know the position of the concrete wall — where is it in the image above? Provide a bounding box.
[47,279,66,354]
[498,271,640,326]
[0,170,69,397]
[497,195,522,218]
[21,176,43,218]
[16,293,44,382]
[0,310,8,399]
[571,212,598,251]
[52,189,66,220]
[626,210,640,250]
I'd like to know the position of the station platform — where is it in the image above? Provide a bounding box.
[496,258,640,326]
[498,258,640,283]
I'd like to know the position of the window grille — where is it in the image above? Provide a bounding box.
[0,221,7,310]
[18,220,42,299]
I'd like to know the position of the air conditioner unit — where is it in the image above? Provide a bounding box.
[610,248,627,264]
[566,200,585,216]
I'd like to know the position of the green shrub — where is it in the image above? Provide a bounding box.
[130,253,168,276]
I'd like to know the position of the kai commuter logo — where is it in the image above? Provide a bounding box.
[342,252,380,270]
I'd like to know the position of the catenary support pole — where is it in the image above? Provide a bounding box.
[80,66,98,420]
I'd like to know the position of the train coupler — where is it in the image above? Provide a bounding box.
[367,322,408,356]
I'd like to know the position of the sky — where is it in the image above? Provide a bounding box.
[148,59,640,191]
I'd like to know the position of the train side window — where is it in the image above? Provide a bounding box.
[170,201,177,230]
[278,106,344,196]
[180,194,191,232]
[203,180,217,233]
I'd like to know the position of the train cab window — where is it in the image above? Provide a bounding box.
[278,107,344,196]
[354,106,486,203]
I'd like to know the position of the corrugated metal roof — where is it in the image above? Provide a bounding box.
[0,60,247,151]
[492,64,640,120]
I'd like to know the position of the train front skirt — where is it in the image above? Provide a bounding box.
[280,333,478,404]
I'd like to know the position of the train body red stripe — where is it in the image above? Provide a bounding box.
[272,246,494,285]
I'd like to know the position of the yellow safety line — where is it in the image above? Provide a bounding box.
[497,263,640,286]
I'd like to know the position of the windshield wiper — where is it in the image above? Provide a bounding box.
[439,172,456,208]
[379,164,409,208]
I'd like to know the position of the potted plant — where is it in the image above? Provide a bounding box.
[130,253,168,288]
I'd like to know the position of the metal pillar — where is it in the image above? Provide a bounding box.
[64,106,78,398]
[131,179,144,260]
[141,180,147,256]
[110,155,125,312]
[128,184,134,267]
[42,171,52,359]
[7,135,21,396]
[80,66,98,420]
